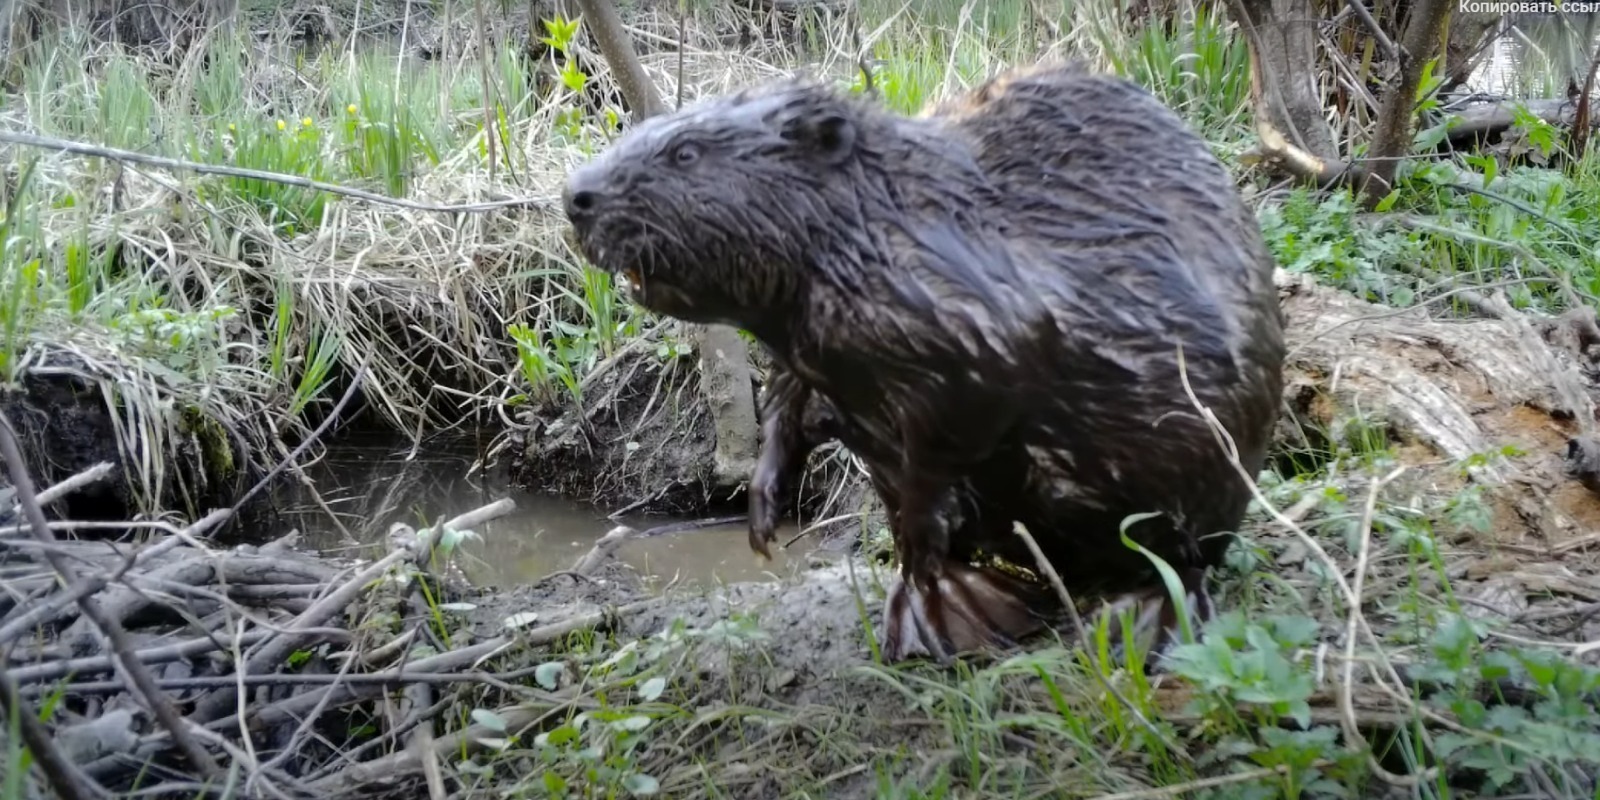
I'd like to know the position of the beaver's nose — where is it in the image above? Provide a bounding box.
[562,164,608,224]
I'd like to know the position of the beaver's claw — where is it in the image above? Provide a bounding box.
[747,459,787,561]
[748,521,776,561]
[747,486,779,561]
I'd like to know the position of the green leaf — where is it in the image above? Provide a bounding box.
[535,661,565,690]
[622,773,660,796]
[1117,511,1194,646]
[538,723,579,748]
[637,676,666,702]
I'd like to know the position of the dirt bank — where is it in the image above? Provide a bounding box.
[507,339,868,529]
[0,348,244,523]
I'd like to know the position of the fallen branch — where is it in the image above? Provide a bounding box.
[0,409,226,781]
[569,514,747,575]
[1436,97,1592,146]
[0,130,553,214]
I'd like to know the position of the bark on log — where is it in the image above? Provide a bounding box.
[1277,270,1600,556]
[1438,97,1593,146]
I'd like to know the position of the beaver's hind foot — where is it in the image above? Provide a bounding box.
[880,560,1051,663]
[1082,569,1216,673]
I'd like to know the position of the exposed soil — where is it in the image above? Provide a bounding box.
[508,345,727,515]
[2,358,144,522]
[508,339,862,524]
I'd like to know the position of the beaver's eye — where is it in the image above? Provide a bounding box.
[672,142,701,166]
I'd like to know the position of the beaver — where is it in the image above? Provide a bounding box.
[562,61,1286,665]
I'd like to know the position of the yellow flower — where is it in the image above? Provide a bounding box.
[227,123,235,132]
[302,117,313,128]
[346,103,358,115]
[276,119,286,131]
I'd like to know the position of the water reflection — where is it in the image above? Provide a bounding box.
[254,429,821,590]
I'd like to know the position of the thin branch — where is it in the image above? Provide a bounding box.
[1342,0,1399,63]
[0,659,106,800]
[0,131,551,214]
[0,410,226,781]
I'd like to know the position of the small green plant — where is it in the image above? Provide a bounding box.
[507,322,581,407]
[110,304,239,379]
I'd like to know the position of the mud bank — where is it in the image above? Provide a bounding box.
[507,340,869,528]
[0,350,242,523]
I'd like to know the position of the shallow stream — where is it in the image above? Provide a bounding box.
[257,430,823,591]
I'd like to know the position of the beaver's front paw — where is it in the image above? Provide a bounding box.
[747,469,783,560]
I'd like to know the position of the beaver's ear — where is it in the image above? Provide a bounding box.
[782,112,857,165]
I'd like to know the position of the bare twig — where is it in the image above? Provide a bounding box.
[0,462,116,525]
[0,659,106,800]
[0,131,550,214]
[198,600,661,735]
[0,507,233,647]
[1339,466,1423,787]
[0,409,226,780]
[1170,346,1443,782]
[8,627,308,684]
[1341,0,1399,63]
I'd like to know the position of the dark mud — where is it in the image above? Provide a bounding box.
[0,369,122,519]
[0,356,236,523]
[510,345,859,525]
[510,347,728,515]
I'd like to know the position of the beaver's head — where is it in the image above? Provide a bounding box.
[562,79,881,333]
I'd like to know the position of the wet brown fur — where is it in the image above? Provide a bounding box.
[562,61,1286,666]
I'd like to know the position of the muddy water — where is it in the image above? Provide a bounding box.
[261,430,822,591]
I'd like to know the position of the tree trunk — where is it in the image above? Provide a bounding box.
[567,0,760,490]
[1230,0,1340,160]
[1443,9,1502,89]
[1226,0,1372,188]
[1362,0,1451,206]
